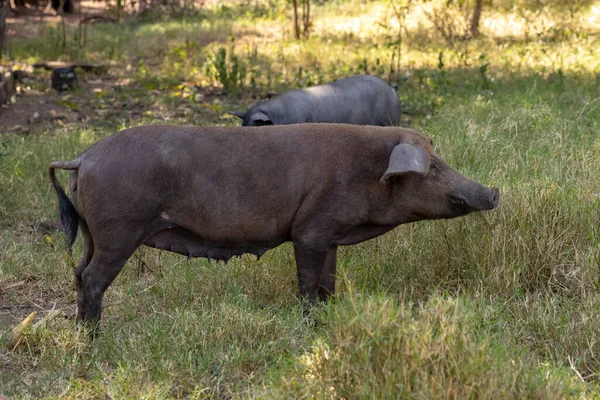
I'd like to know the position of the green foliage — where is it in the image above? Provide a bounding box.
[493,0,597,12]
[215,0,286,20]
[205,45,248,93]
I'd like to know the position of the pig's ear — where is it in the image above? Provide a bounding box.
[228,111,247,119]
[249,111,272,126]
[381,143,430,182]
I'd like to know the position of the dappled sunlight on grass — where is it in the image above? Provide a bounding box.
[9,0,600,93]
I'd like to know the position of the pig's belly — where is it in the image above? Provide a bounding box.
[334,224,398,246]
[143,227,285,262]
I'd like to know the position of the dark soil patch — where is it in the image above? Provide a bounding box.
[0,277,76,332]
[0,64,246,133]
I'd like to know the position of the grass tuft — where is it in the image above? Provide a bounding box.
[263,292,587,399]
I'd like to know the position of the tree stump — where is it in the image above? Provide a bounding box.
[0,68,13,104]
[51,67,78,91]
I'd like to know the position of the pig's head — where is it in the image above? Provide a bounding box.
[228,109,273,126]
[381,132,499,221]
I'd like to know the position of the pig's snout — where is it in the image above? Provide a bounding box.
[490,187,500,209]
[449,185,500,214]
[472,186,500,211]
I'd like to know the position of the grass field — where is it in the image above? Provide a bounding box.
[1,0,600,398]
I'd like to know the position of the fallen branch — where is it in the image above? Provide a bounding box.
[0,280,25,292]
[79,15,117,25]
[32,61,107,73]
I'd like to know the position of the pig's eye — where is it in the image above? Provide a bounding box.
[430,160,442,172]
[448,195,468,208]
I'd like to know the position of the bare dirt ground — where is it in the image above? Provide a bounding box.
[0,0,261,133]
[1,17,235,133]
[0,278,75,331]
[0,69,145,132]
[1,2,121,131]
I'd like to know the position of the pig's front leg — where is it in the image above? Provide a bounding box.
[319,246,337,302]
[293,243,331,305]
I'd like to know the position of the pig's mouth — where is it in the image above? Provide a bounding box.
[448,187,500,214]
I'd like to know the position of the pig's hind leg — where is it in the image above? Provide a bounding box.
[74,220,94,323]
[79,227,145,334]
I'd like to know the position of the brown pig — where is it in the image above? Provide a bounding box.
[49,124,499,329]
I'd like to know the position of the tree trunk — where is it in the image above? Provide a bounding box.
[52,0,73,13]
[302,0,310,38]
[117,0,122,22]
[292,0,300,39]
[0,0,9,60]
[59,0,66,52]
[470,0,483,37]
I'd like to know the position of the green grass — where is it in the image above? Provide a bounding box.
[262,294,588,399]
[2,0,600,398]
